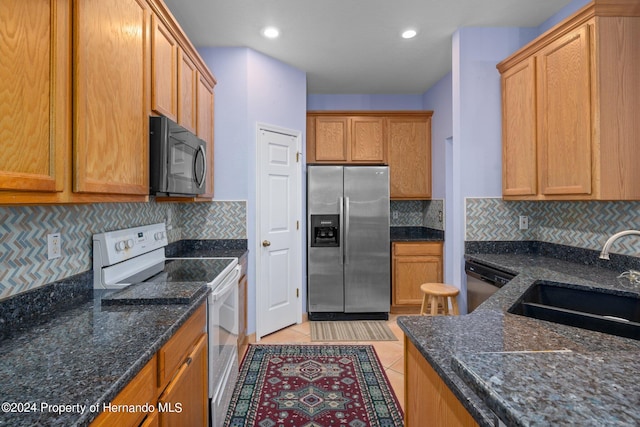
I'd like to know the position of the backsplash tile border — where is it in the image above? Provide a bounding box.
[466,198,640,256]
[0,200,247,300]
[390,199,444,230]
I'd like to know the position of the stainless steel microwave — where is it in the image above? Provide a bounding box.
[149,116,207,197]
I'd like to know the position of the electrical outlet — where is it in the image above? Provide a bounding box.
[519,215,529,230]
[438,210,443,223]
[47,233,62,260]
[392,211,399,220]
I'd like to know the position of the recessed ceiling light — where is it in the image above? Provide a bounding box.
[262,26,280,39]
[401,29,417,39]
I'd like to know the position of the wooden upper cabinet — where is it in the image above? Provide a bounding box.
[537,24,592,196]
[311,116,349,162]
[387,114,432,199]
[498,2,640,200]
[73,0,149,196]
[306,111,432,198]
[151,14,178,121]
[196,74,215,199]
[351,117,385,162]
[307,114,386,164]
[0,0,70,200]
[178,51,197,133]
[501,57,537,197]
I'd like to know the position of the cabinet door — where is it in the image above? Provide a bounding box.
[392,242,442,312]
[151,15,178,121]
[237,274,247,361]
[158,334,208,427]
[537,24,592,196]
[196,74,214,198]
[405,338,478,427]
[314,117,349,162]
[0,0,69,194]
[90,355,157,427]
[388,116,432,199]
[178,50,197,133]
[502,57,537,197]
[351,117,386,163]
[74,0,149,195]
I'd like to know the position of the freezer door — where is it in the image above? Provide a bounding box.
[344,166,390,313]
[307,166,344,312]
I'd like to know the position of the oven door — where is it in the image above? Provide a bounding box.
[208,265,240,427]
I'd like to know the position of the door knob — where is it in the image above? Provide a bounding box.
[262,240,271,247]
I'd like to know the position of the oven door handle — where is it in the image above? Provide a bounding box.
[210,265,241,301]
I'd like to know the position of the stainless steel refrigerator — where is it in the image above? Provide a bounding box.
[307,165,390,320]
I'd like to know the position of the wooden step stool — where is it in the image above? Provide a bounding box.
[420,283,460,316]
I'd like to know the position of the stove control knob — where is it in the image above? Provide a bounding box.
[154,231,165,241]
[115,241,126,251]
[125,239,134,249]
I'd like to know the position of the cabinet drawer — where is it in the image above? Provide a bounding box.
[393,242,442,256]
[158,303,206,389]
[91,355,157,427]
[158,334,208,427]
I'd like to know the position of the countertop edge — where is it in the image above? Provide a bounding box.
[398,320,496,427]
[77,290,210,426]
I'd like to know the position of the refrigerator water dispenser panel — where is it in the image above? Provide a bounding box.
[310,215,340,247]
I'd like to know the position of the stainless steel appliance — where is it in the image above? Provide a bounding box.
[149,116,207,197]
[465,259,515,312]
[93,223,240,427]
[307,165,390,320]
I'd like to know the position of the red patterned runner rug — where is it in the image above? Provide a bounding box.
[224,344,404,427]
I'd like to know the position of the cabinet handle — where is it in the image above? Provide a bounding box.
[186,357,192,366]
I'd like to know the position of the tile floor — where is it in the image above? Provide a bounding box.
[253,314,412,411]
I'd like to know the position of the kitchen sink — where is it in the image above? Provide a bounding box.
[509,281,640,340]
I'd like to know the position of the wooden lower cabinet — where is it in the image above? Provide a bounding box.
[90,303,207,427]
[391,242,443,313]
[90,355,157,427]
[405,337,478,427]
[140,410,159,427]
[237,254,249,361]
[158,334,208,426]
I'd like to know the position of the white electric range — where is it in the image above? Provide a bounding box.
[92,222,239,427]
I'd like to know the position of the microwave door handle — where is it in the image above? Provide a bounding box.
[195,145,206,188]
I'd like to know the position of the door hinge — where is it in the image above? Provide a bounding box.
[296,220,299,230]
[296,152,301,162]
[296,288,299,298]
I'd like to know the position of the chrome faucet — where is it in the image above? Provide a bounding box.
[599,230,640,260]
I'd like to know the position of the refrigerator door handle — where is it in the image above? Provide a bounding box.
[339,197,344,265]
[344,196,350,265]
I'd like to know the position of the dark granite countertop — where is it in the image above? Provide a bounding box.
[0,290,209,426]
[166,239,248,259]
[0,239,246,426]
[398,245,640,427]
[390,226,444,241]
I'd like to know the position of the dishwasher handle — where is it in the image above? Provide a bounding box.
[465,261,515,288]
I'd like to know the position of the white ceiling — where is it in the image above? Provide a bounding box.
[162,0,573,94]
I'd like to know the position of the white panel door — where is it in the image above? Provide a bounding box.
[256,126,301,339]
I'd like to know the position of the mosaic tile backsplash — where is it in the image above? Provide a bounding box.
[0,200,246,299]
[391,199,444,230]
[466,198,640,256]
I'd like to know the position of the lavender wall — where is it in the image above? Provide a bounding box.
[537,0,590,34]
[307,94,423,110]
[198,47,307,336]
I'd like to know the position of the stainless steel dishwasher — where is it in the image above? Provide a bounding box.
[465,259,515,313]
